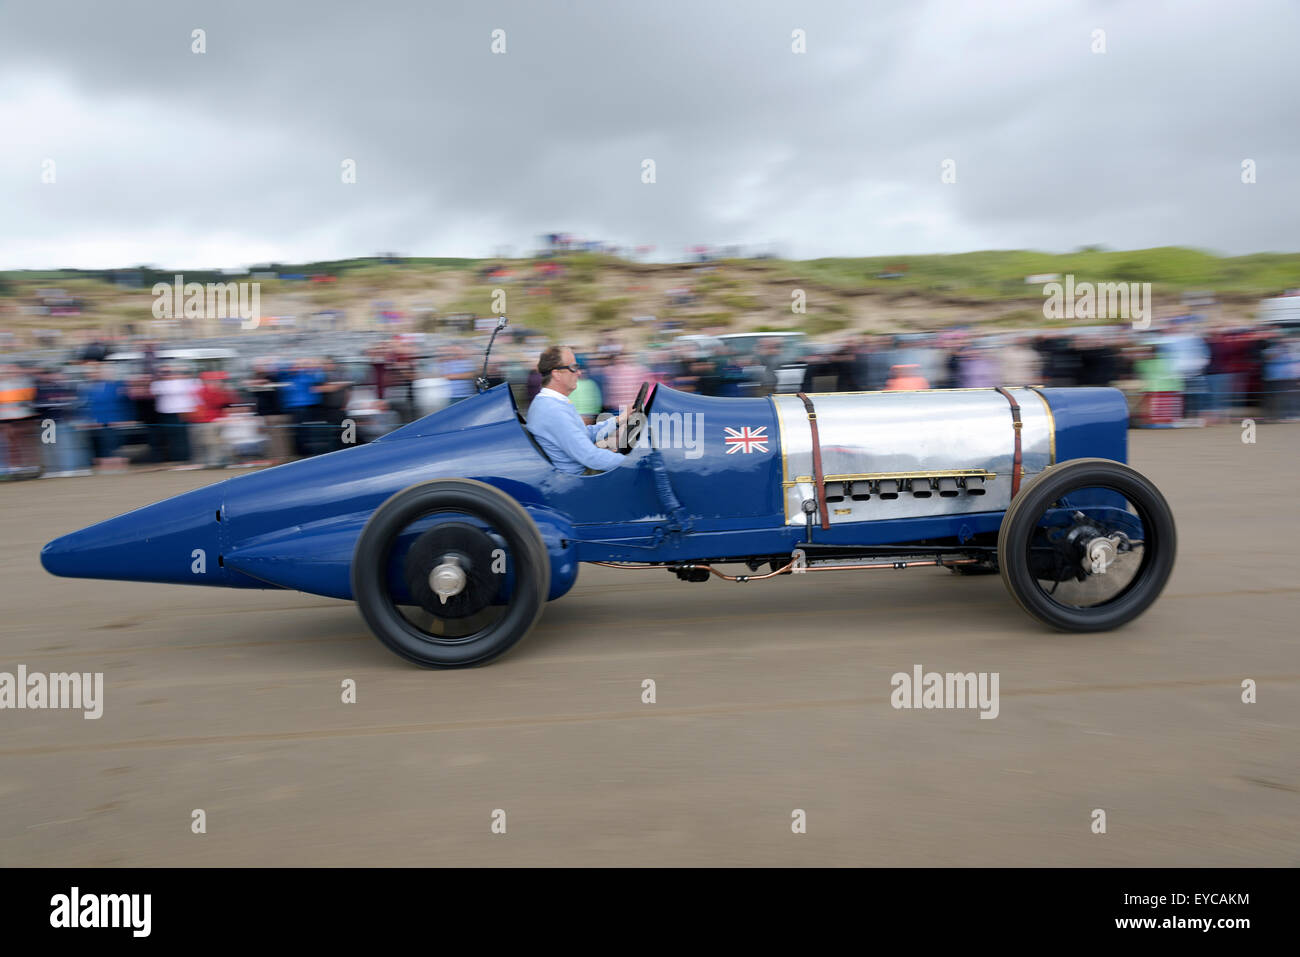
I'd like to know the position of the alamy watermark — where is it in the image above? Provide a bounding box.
[152,273,260,329]
[50,887,150,937]
[1042,274,1151,330]
[891,664,999,719]
[0,666,103,719]
[611,411,706,459]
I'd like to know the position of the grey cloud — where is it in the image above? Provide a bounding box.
[0,0,1296,268]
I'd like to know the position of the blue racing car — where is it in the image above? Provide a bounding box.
[41,366,1176,667]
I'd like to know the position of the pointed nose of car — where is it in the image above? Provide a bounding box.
[40,483,230,586]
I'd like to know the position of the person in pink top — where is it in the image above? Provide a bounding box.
[886,364,930,391]
[601,346,650,414]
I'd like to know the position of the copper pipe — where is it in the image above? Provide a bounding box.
[796,558,979,572]
[689,561,795,581]
[589,557,979,582]
[589,560,793,580]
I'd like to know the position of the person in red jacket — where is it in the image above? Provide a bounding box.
[192,370,237,467]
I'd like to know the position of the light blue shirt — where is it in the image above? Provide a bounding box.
[444,358,475,399]
[526,388,625,475]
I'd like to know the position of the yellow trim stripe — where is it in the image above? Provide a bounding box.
[783,469,998,489]
[1026,387,1056,464]
[770,397,796,523]
[775,387,1016,397]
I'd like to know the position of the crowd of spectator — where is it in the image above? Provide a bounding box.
[1,320,1297,480]
[2,349,368,478]
[557,324,1300,428]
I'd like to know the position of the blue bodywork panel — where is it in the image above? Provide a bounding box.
[40,384,1130,602]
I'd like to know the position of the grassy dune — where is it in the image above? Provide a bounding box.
[2,247,1296,346]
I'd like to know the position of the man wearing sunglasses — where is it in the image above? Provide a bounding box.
[526,345,630,475]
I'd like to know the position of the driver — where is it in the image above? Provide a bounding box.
[527,346,631,475]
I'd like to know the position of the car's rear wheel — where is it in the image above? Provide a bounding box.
[351,479,549,667]
[998,458,1175,632]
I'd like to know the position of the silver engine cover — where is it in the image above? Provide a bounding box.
[771,388,1056,525]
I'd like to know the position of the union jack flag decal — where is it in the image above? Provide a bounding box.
[724,426,768,454]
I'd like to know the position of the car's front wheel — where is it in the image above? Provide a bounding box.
[998,458,1176,632]
[351,478,550,667]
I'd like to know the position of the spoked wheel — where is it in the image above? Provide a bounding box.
[997,458,1175,632]
[351,479,550,667]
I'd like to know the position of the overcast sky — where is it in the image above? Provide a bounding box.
[2,0,1297,269]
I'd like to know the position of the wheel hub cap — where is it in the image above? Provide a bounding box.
[429,556,468,604]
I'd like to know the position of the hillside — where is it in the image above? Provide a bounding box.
[2,247,1296,349]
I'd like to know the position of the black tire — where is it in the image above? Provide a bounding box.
[351,478,550,667]
[998,458,1176,632]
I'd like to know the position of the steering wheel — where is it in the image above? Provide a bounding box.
[631,381,651,417]
[616,381,653,454]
